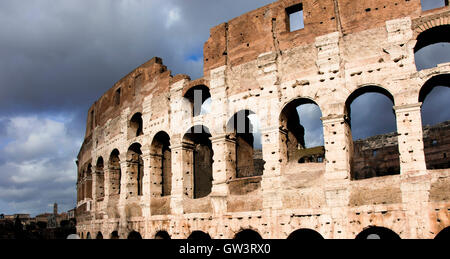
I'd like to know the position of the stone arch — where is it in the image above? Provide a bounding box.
[188,231,211,240]
[129,112,143,138]
[95,157,105,200]
[85,164,93,200]
[287,229,324,240]
[234,229,263,240]
[127,231,143,239]
[127,143,144,197]
[109,149,122,196]
[355,226,401,240]
[110,231,119,239]
[96,231,103,239]
[435,226,450,240]
[419,74,450,170]
[183,125,213,199]
[414,25,450,70]
[280,98,325,164]
[184,84,212,117]
[345,85,400,180]
[150,131,172,197]
[227,110,264,178]
[155,230,171,239]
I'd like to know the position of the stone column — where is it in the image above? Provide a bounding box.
[141,148,152,217]
[395,103,430,238]
[118,158,129,238]
[260,127,286,211]
[170,143,190,215]
[321,115,352,239]
[210,134,236,215]
[394,103,427,176]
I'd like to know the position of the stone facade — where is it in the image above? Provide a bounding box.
[76,0,450,239]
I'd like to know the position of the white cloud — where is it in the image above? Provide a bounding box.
[0,115,79,215]
[166,6,181,28]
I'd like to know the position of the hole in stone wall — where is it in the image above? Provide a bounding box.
[127,143,144,197]
[415,25,450,70]
[114,88,121,106]
[280,98,325,164]
[109,149,122,196]
[183,126,213,199]
[234,229,263,240]
[227,110,265,178]
[346,86,400,180]
[184,85,211,117]
[188,231,211,240]
[151,132,172,197]
[129,113,143,138]
[287,229,324,240]
[286,3,305,32]
[355,226,401,239]
[420,74,450,170]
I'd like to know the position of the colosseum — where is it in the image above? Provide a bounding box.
[76,0,450,239]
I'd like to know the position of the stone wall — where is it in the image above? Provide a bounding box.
[76,0,450,239]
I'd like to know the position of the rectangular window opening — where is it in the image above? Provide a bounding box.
[115,88,121,106]
[421,0,448,11]
[286,3,305,32]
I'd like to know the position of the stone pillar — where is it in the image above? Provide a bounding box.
[91,165,98,203]
[118,158,128,238]
[210,134,236,215]
[141,148,152,217]
[395,103,430,238]
[321,115,352,239]
[170,143,188,215]
[394,103,427,176]
[260,127,286,211]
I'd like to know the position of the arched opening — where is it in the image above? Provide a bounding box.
[227,110,264,178]
[96,157,105,200]
[346,86,400,180]
[96,232,103,239]
[150,132,172,197]
[419,75,450,170]
[183,125,213,199]
[81,232,84,239]
[188,231,211,240]
[110,231,119,240]
[415,25,450,71]
[155,231,171,240]
[184,85,212,117]
[127,231,143,240]
[234,229,263,240]
[280,98,325,164]
[355,226,401,240]
[129,113,143,138]
[287,229,324,240]
[435,227,450,240]
[109,150,122,196]
[127,143,144,197]
[86,232,91,239]
[85,164,93,199]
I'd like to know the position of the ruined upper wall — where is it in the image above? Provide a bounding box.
[203,0,445,73]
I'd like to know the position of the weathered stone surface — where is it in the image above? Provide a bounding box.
[76,0,450,239]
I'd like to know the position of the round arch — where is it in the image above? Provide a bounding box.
[414,25,450,53]
[234,229,263,240]
[287,229,324,240]
[419,74,450,103]
[129,112,143,138]
[127,143,144,197]
[150,131,172,197]
[128,231,143,240]
[96,231,103,239]
[155,231,171,240]
[183,125,214,199]
[435,227,450,240]
[345,85,395,120]
[188,231,211,240]
[355,226,401,240]
[110,231,119,240]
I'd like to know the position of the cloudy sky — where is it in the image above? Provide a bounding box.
[0,0,449,216]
